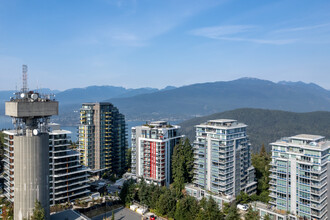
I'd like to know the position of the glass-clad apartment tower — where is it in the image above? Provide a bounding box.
[79,102,127,176]
[193,119,257,196]
[269,134,330,220]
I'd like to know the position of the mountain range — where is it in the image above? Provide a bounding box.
[1,78,330,126]
[179,108,330,153]
[107,78,330,121]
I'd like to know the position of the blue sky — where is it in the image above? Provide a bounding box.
[0,0,330,90]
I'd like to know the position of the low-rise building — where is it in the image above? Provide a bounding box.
[250,201,297,220]
[185,184,234,209]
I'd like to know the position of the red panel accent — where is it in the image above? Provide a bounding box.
[150,142,156,179]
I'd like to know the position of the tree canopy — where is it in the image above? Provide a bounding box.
[172,138,194,195]
[251,145,271,203]
[31,200,46,220]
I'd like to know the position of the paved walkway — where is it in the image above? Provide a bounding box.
[92,207,142,220]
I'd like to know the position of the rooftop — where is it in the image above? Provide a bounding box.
[271,134,330,150]
[290,134,324,142]
[250,201,287,216]
[137,121,180,129]
[50,210,90,220]
[197,119,247,129]
[208,119,237,123]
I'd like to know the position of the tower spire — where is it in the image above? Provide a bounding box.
[22,64,28,92]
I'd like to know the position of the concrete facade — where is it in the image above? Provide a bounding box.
[5,101,58,118]
[13,132,50,220]
[4,90,58,220]
[3,125,91,207]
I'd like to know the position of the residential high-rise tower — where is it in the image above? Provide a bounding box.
[191,119,257,196]
[78,102,127,176]
[131,121,183,186]
[269,134,330,220]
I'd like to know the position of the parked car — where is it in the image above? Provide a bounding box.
[237,204,248,211]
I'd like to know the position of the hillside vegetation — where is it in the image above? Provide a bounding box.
[179,108,330,152]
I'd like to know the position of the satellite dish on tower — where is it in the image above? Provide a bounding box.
[31,93,38,100]
[33,129,39,136]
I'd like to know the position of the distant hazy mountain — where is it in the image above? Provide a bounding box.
[179,108,330,153]
[0,85,173,116]
[55,85,128,104]
[52,85,176,104]
[107,78,330,120]
[1,78,330,125]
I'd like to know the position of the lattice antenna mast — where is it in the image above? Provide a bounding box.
[22,64,28,92]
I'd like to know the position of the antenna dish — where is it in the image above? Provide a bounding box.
[20,93,26,98]
[31,93,38,100]
[33,129,39,136]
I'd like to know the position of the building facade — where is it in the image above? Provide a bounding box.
[4,88,58,220]
[3,124,90,206]
[131,121,183,186]
[192,119,257,196]
[48,124,90,205]
[78,102,127,176]
[269,134,330,220]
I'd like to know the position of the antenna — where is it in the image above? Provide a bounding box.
[22,65,28,92]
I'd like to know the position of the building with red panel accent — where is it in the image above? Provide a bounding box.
[131,121,183,186]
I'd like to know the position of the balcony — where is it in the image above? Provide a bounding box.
[269,192,276,198]
[269,186,276,191]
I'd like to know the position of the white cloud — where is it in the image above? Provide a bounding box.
[216,37,296,45]
[273,23,330,33]
[76,0,225,47]
[190,25,296,45]
[190,25,255,39]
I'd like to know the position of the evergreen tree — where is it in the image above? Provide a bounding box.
[225,204,240,220]
[251,145,271,202]
[119,180,136,205]
[149,185,163,210]
[172,138,194,195]
[138,178,148,205]
[126,148,132,172]
[182,138,194,182]
[174,196,200,220]
[236,191,250,204]
[244,206,260,220]
[264,214,271,220]
[204,197,224,220]
[260,144,267,157]
[31,200,46,220]
[222,202,231,215]
[155,188,176,218]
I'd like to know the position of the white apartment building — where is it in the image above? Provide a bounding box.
[269,134,330,220]
[191,119,257,196]
[131,121,183,186]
